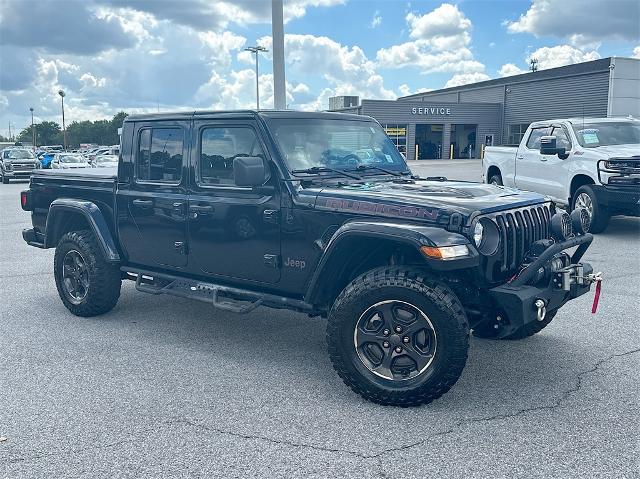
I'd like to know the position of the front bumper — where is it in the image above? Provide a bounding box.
[591,184,640,216]
[2,168,37,178]
[486,234,595,338]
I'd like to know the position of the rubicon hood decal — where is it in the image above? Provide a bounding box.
[317,197,439,220]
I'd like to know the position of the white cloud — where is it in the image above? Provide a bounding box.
[506,0,639,43]
[398,84,412,96]
[444,72,490,88]
[256,33,397,107]
[376,3,486,76]
[406,3,470,39]
[633,46,640,59]
[498,63,526,77]
[527,45,600,70]
[370,10,382,28]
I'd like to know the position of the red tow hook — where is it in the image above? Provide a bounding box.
[588,272,603,314]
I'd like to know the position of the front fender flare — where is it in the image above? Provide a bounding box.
[45,198,120,262]
[304,220,478,305]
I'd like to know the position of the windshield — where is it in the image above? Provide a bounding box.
[571,121,640,148]
[6,150,35,159]
[59,154,85,163]
[269,119,409,173]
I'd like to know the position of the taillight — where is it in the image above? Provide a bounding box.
[20,190,32,211]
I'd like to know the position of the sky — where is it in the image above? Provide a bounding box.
[1,0,639,137]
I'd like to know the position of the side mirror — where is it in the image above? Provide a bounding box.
[540,136,567,159]
[233,156,267,187]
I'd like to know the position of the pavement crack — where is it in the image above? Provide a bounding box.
[368,348,640,458]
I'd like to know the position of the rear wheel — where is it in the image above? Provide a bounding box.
[488,173,502,186]
[572,185,609,233]
[327,267,469,407]
[54,230,121,317]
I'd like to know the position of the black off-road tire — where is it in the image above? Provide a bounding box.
[472,310,557,340]
[327,267,469,407]
[572,185,610,233]
[54,230,121,317]
[488,173,502,186]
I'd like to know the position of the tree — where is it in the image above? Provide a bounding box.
[31,121,62,146]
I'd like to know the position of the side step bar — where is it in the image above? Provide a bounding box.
[126,268,315,315]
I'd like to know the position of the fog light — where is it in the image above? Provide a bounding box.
[570,208,590,235]
[550,211,572,241]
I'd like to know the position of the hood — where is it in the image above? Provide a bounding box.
[580,144,640,159]
[312,178,547,223]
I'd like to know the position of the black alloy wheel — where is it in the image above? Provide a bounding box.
[327,267,469,407]
[354,300,437,381]
[61,250,90,305]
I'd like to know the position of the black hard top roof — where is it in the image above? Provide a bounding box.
[125,109,370,122]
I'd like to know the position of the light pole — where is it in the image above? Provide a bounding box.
[29,107,35,150]
[58,89,67,150]
[244,46,268,110]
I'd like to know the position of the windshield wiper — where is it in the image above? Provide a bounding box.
[351,164,408,177]
[291,166,362,180]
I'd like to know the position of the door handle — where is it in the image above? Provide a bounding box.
[132,199,153,208]
[540,157,548,162]
[516,156,524,160]
[189,204,214,214]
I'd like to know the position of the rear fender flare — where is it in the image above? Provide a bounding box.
[45,198,120,262]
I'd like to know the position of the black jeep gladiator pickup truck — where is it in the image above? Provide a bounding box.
[21,110,599,406]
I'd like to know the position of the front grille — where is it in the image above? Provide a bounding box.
[11,164,35,171]
[492,203,552,273]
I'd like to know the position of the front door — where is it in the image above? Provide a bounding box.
[187,120,281,284]
[120,121,189,269]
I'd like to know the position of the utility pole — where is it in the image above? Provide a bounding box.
[8,122,11,141]
[271,0,286,110]
[245,46,268,110]
[29,107,35,150]
[58,90,67,149]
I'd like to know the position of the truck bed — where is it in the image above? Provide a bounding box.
[29,169,118,238]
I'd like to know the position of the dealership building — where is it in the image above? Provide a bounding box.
[329,57,640,160]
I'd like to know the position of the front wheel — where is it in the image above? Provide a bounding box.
[572,185,609,233]
[54,230,121,317]
[327,267,469,407]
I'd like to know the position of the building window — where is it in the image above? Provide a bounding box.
[508,123,530,145]
[383,124,407,153]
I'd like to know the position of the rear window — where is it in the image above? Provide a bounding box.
[136,128,184,183]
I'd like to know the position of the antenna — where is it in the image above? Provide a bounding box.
[529,58,538,73]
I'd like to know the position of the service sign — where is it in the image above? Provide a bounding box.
[411,107,452,115]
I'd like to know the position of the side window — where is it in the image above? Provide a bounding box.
[136,128,183,183]
[199,127,265,186]
[526,127,552,149]
[551,127,572,150]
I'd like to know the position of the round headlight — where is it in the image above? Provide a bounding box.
[473,221,484,247]
[473,218,500,255]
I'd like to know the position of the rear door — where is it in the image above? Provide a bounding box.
[118,121,189,269]
[187,119,281,284]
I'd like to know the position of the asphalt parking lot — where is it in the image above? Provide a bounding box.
[1,161,639,478]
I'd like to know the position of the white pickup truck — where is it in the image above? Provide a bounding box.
[483,117,640,232]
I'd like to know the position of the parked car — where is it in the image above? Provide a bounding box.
[93,154,119,168]
[87,145,119,163]
[0,147,41,183]
[20,110,599,407]
[483,117,640,232]
[51,153,92,169]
